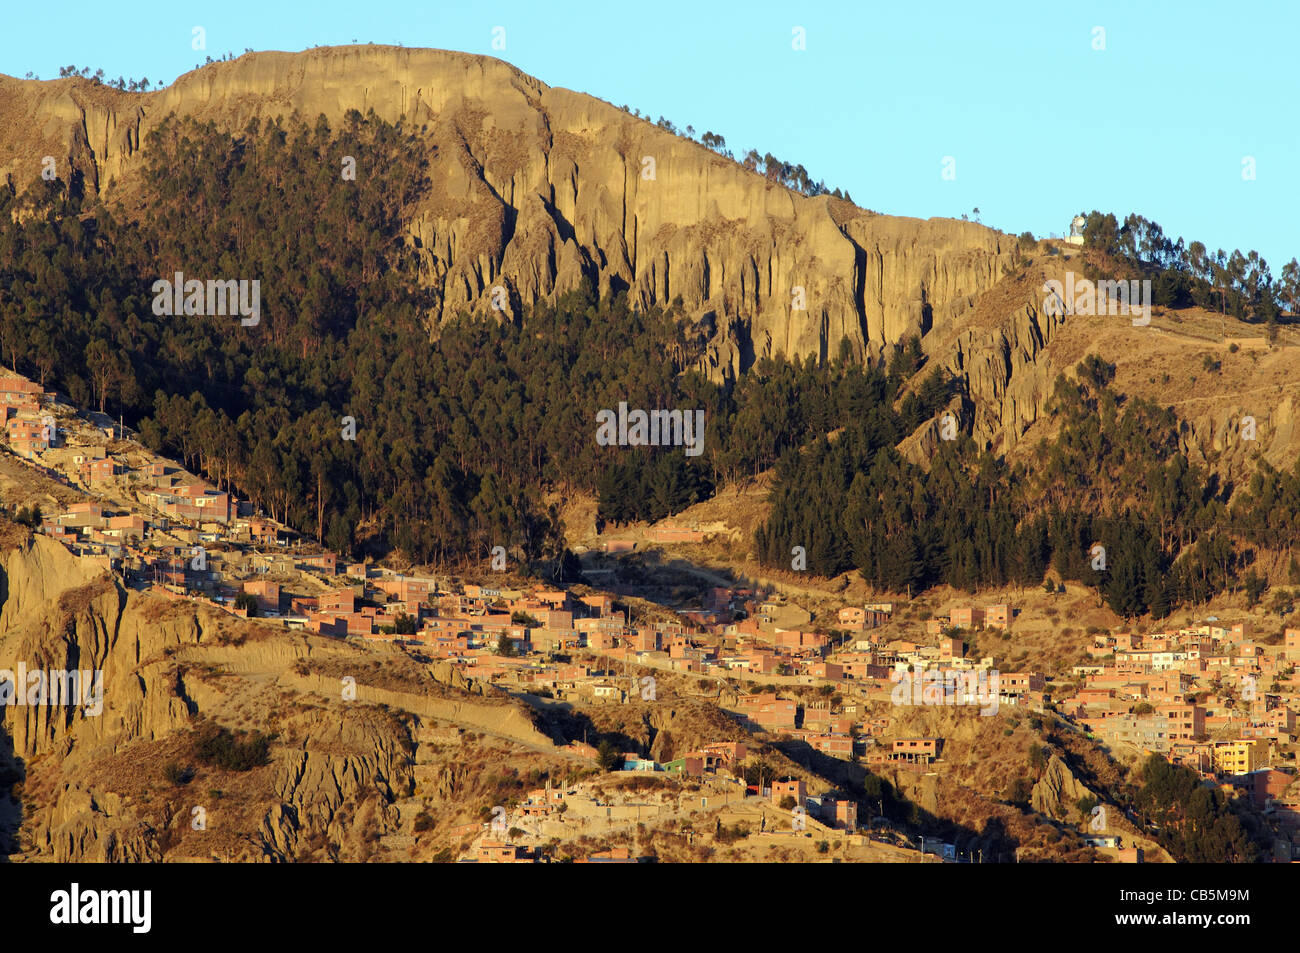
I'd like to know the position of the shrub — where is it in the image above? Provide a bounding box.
[716,823,751,845]
[193,725,272,771]
[14,505,43,529]
[162,761,193,785]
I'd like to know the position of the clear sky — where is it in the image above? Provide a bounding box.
[4,0,1297,269]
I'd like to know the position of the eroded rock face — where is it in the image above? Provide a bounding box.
[0,538,185,764]
[897,286,1065,466]
[40,783,157,862]
[944,297,1066,457]
[0,537,194,859]
[0,46,1015,376]
[1176,397,1299,478]
[1031,753,1092,820]
[901,255,1300,477]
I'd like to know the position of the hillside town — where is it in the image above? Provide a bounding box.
[4,368,1300,863]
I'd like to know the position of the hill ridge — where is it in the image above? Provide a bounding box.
[0,44,1014,377]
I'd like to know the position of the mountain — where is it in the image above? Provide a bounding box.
[0,45,1014,379]
[1,45,1293,869]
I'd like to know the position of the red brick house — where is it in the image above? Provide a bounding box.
[79,457,120,483]
[771,779,806,808]
[891,738,942,763]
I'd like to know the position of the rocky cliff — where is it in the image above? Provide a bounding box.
[900,254,1300,476]
[1030,753,1093,821]
[0,45,1016,377]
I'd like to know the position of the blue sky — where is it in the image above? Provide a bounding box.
[4,0,1297,268]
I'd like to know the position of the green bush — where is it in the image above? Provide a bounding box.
[162,761,193,785]
[13,505,43,529]
[716,823,751,845]
[194,725,272,771]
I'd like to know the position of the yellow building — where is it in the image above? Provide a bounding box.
[1212,739,1268,775]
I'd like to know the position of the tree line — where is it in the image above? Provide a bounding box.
[754,353,1299,618]
[1079,210,1298,325]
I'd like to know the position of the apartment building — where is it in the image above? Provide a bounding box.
[1213,739,1269,776]
[950,607,984,629]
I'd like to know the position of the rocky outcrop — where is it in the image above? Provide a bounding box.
[265,708,413,860]
[0,46,1015,376]
[900,254,1300,474]
[1031,754,1092,820]
[947,296,1066,456]
[899,279,1065,464]
[0,536,197,765]
[0,532,105,632]
[1176,396,1299,478]
[38,783,159,862]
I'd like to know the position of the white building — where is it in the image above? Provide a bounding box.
[1065,215,1086,246]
